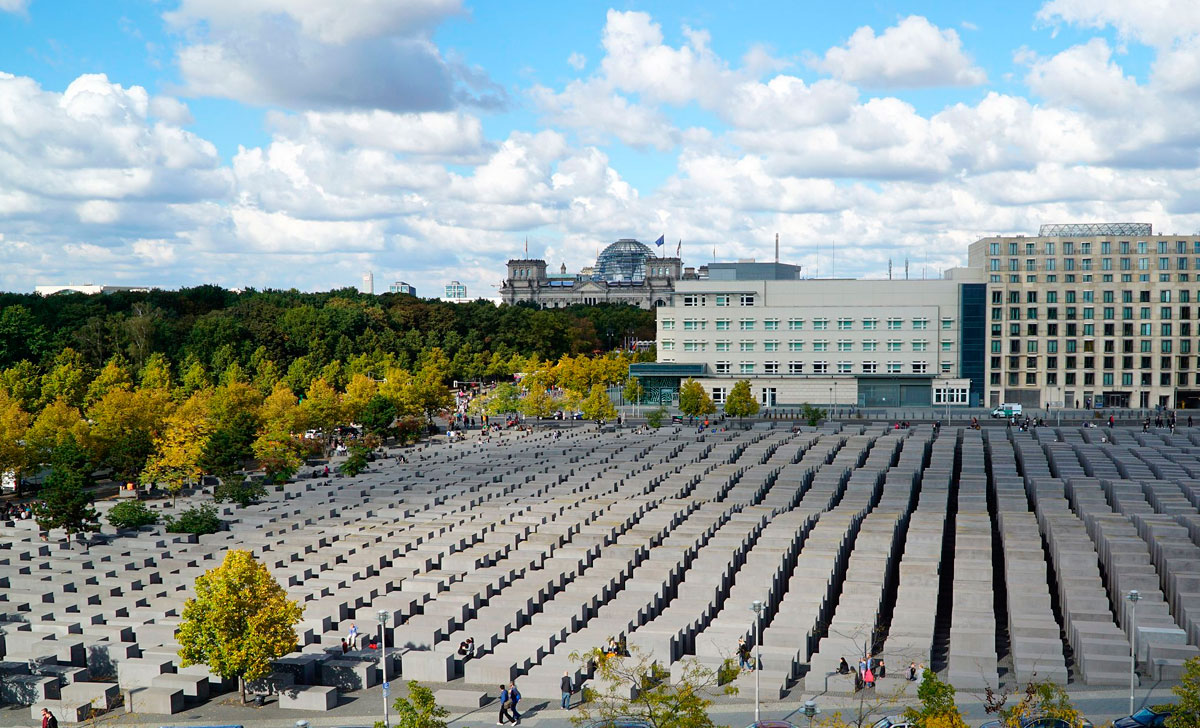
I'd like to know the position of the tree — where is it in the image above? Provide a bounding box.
[213,474,267,508]
[33,436,100,548]
[408,364,452,423]
[646,407,666,428]
[26,398,90,466]
[519,382,556,419]
[581,383,618,423]
[200,411,259,476]
[261,380,302,434]
[1167,655,1200,727]
[678,378,717,419]
[0,388,31,479]
[985,680,1084,728]
[142,393,214,505]
[252,426,303,483]
[177,550,303,703]
[39,348,90,409]
[723,379,760,419]
[165,503,223,535]
[342,373,379,424]
[85,357,133,406]
[377,680,449,728]
[570,645,736,728]
[802,403,827,427]
[904,669,968,728]
[339,445,370,477]
[299,377,343,440]
[361,394,397,438]
[485,382,521,417]
[107,500,159,530]
[622,377,644,406]
[139,352,173,392]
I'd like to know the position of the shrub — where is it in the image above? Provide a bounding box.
[107,500,159,530]
[646,408,665,428]
[164,503,222,535]
[213,475,267,508]
[339,445,370,477]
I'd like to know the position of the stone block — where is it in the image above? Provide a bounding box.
[279,684,338,710]
[125,686,184,715]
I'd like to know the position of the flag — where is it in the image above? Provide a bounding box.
[654,234,664,247]
[676,239,681,257]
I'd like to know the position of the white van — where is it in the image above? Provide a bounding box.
[991,403,1023,418]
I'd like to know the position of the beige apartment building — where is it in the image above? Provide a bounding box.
[635,263,984,408]
[967,223,1200,410]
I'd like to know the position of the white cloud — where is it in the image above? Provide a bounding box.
[815,16,986,87]
[567,52,586,70]
[531,80,678,150]
[165,0,502,112]
[1025,39,1148,113]
[1037,0,1200,48]
[0,0,27,13]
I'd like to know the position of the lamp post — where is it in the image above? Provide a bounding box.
[750,600,763,723]
[803,698,819,728]
[828,387,833,421]
[1127,590,1141,716]
[378,609,390,728]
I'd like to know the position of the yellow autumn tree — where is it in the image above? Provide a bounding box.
[26,398,91,466]
[0,389,31,478]
[142,392,214,503]
[260,380,302,434]
[177,550,303,703]
[342,372,378,424]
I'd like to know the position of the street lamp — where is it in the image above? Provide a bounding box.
[828,387,833,420]
[378,609,391,728]
[749,600,763,723]
[1127,590,1141,716]
[803,698,819,728]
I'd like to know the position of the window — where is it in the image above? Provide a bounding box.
[711,387,727,403]
[912,340,928,352]
[941,340,952,352]
[739,319,755,331]
[912,361,928,373]
[837,340,853,352]
[887,318,902,330]
[764,340,779,352]
[887,339,902,352]
[863,340,878,352]
[887,361,902,373]
[862,361,878,373]
[812,361,828,374]
[788,340,804,352]
[941,318,953,329]
[740,362,755,374]
[837,318,853,330]
[941,362,952,373]
[837,361,853,374]
[683,341,704,352]
[715,361,731,374]
[788,361,804,374]
[813,340,829,352]
[788,318,804,330]
[683,295,701,307]
[863,318,878,330]
[764,361,779,374]
[740,341,755,352]
[764,318,779,331]
[813,318,829,330]
[683,319,704,330]
[715,295,730,307]
[662,340,674,350]
[715,319,730,331]
[913,318,929,330]
[740,294,755,306]
[715,341,731,352]
[661,319,675,330]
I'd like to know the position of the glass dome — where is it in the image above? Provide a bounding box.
[593,239,653,282]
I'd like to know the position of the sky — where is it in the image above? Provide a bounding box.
[1,1,1200,299]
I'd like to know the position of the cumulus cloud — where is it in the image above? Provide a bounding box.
[165,0,504,112]
[567,52,586,70]
[814,16,987,87]
[1037,0,1200,48]
[0,0,28,13]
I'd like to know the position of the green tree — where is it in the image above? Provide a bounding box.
[485,382,521,416]
[622,376,644,406]
[723,379,759,419]
[988,681,1085,728]
[1167,655,1200,728]
[199,411,259,476]
[361,394,397,438]
[581,383,618,423]
[106,500,159,530]
[802,403,827,427]
[252,427,303,482]
[139,352,173,392]
[519,382,556,419]
[409,364,452,423]
[177,550,303,703]
[299,377,343,440]
[142,393,214,505]
[213,474,267,508]
[85,356,133,406]
[0,388,31,480]
[40,348,90,409]
[678,378,717,419]
[165,503,223,535]
[646,407,666,428]
[571,645,736,728]
[904,669,968,728]
[376,680,449,728]
[33,436,100,548]
[339,444,370,477]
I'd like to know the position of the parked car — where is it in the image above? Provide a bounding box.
[586,720,654,728]
[874,717,914,728]
[980,718,1093,728]
[1113,706,1173,728]
[991,402,1023,418]
[746,722,799,728]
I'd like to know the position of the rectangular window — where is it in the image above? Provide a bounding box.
[887,339,902,352]
[683,295,701,307]
[812,361,828,374]
[788,318,804,330]
[740,294,755,306]
[661,319,675,330]
[788,340,804,352]
[912,340,928,352]
[740,362,755,374]
[715,361,731,374]
[683,319,704,330]
[764,340,779,352]
[662,340,674,350]
[912,362,928,374]
[763,361,779,374]
[715,319,730,330]
[863,318,878,330]
[941,340,952,352]
[887,318,903,330]
[837,361,853,374]
[739,341,755,352]
[715,295,730,307]
[739,319,755,330]
[813,318,829,330]
[837,318,853,330]
[887,361,902,373]
[715,341,731,352]
[862,361,878,373]
[912,318,929,330]
[862,340,878,352]
[941,317,953,329]
[837,340,853,352]
[941,362,952,374]
[683,341,702,352]
[764,318,779,331]
[813,340,829,352]
[788,361,804,374]
[711,387,727,403]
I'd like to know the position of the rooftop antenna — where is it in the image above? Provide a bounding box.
[889,259,893,280]
[524,236,528,256]
[775,233,779,264]
[905,258,909,280]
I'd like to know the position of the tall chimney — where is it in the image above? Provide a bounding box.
[774,233,779,264]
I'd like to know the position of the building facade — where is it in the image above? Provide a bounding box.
[501,239,688,309]
[445,280,467,299]
[35,284,151,296]
[639,267,984,408]
[389,281,417,296]
[361,271,374,295]
[967,223,1200,410]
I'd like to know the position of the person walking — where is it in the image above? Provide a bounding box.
[508,681,522,724]
[41,708,58,728]
[497,684,512,725]
[560,670,573,709]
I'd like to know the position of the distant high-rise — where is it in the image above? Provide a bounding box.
[389,281,417,296]
[361,271,374,295]
[443,280,470,303]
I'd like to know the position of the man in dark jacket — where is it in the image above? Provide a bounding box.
[561,670,573,709]
[498,685,512,724]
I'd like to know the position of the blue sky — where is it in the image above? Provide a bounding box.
[0,0,1197,297]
